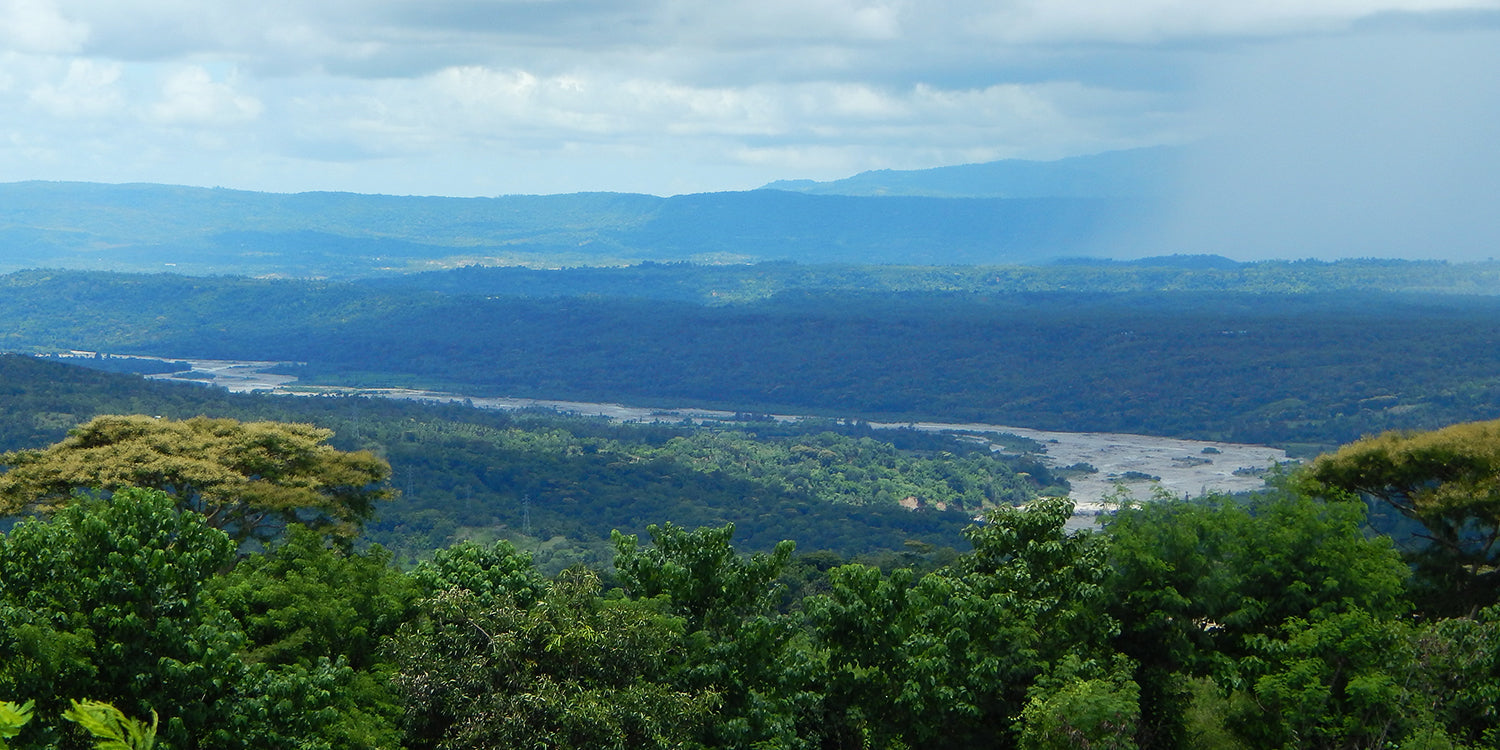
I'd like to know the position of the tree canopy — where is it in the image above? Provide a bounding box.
[1305,418,1500,612]
[0,415,391,545]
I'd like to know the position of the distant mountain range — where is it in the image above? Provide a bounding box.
[761,147,1180,199]
[0,149,1178,277]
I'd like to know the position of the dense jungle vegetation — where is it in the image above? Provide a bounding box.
[3,422,1500,749]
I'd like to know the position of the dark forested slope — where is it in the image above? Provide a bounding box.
[2,269,1498,448]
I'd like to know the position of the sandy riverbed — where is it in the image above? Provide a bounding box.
[139,356,1291,515]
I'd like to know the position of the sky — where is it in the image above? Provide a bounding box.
[1,1,1499,259]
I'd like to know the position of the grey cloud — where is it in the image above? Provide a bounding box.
[377,0,659,38]
[8,0,1500,216]
[1353,7,1500,32]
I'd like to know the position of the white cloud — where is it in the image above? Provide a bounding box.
[42,0,1497,81]
[148,66,262,125]
[27,58,122,117]
[0,0,1495,210]
[0,0,88,54]
[364,65,1156,158]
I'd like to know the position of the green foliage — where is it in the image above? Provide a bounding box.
[0,460,1496,749]
[613,523,794,633]
[9,269,1500,451]
[411,538,548,608]
[1305,419,1500,613]
[211,525,418,669]
[1179,678,1253,750]
[0,489,241,725]
[0,354,987,564]
[373,415,990,559]
[807,499,1118,749]
[392,566,717,750]
[1018,657,1141,750]
[1231,609,1433,749]
[0,701,34,749]
[612,523,821,749]
[61,700,157,750]
[654,429,1035,511]
[0,490,354,750]
[1406,607,1500,746]
[11,308,1500,749]
[1106,491,1410,655]
[0,415,392,546]
[208,526,416,750]
[1103,491,1410,744]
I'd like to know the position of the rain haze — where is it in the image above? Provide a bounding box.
[1,0,1498,261]
[1153,20,1500,261]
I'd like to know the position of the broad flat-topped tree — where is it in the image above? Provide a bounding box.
[1307,418,1500,613]
[0,414,391,545]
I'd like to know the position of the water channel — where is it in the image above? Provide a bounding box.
[74,353,1291,515]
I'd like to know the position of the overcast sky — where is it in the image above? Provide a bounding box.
[2,0,1499,250]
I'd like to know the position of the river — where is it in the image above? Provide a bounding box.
[108,354,1291,514]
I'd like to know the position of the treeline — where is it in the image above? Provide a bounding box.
[363,257,1500,301]
[4,481,1498,749]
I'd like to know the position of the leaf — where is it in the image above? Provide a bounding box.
[61,699,158,750]
[0,700,36,746]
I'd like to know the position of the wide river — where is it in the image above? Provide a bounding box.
[120,354,1291,514]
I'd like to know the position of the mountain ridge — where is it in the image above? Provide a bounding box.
[0,183,1143,277]
[760,146,1179,199]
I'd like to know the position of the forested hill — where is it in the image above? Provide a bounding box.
[5,268,1500,448]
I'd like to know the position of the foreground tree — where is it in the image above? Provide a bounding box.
[613,524,820,749]
[0,415,391,545]
[208,526,420,749]
[393,543,717,750]
[1303,419,1500,612]
[807,498,1123,749]
[1104,491,1410,746]
[0,489,348,750]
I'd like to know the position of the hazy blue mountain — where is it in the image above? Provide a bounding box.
[619,191,1134,265]
[761,147,1180,199]
[0,179,1140,276]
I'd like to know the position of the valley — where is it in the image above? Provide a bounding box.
[6,8,1499,744]
[113,352,1291,516]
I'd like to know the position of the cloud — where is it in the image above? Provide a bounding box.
[148,66,263,125]
[27,58,122,118]
[0,0,88,54]
[326,63,1167,182]
[964,0,1500,44]
[0,0,1497,221]
[48,1,1500,80]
